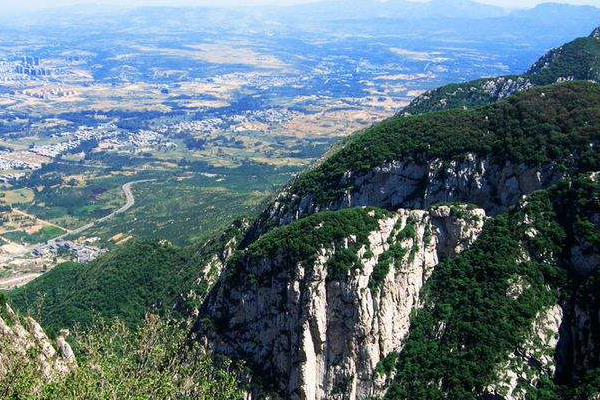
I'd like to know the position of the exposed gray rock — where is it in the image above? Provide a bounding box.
[0,305,76,378]
[403,76,532,115]
[484,305,563,400]
[260,154,563,232]
[198,205,486,400]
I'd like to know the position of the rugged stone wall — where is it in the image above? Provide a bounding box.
[199,205,486,400]
[259,154,563,233]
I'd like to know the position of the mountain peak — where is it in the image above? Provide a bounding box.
[591,26,600,39]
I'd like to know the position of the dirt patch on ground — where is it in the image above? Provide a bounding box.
[2,188,35,204]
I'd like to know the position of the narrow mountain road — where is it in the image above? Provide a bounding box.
[50,179,155,242]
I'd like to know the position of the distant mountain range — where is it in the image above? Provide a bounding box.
[257,0,508,21]
[4,1,599,58]
[5,1,600,30]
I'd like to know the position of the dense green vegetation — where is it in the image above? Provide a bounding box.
[229,207,388,284]
[402,75,524,114]
[403,29,600,114]
[7,216,245,334]
[9,242,195,334]
[0,316,243,400]
[8,219,248,334]
[384,174,600,400]
[291,82,600,205]
[0,292,16,326]
[528,36,600,85]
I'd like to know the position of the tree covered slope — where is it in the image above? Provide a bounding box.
[8,220,248,334]
[244,81,600,241]
[402,27,600,115]
[386,174,600,400]
[9,242,197,334]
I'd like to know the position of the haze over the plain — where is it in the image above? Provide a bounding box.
[3,0,600,13]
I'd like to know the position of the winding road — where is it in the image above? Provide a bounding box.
[50,179,155,242]
[0,180,155,289]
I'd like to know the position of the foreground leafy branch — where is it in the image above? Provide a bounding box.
[0,315,243,400]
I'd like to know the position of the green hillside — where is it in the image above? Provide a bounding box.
[528,35,600,84]
[292,81,600,205]
[386,173,600,399]
[8,242,197,334]
[8,220,246,334]
[403,28,600,115]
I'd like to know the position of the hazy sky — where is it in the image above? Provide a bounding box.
[3,0,600,12]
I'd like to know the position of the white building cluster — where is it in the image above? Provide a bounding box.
[34,239,106,264]
[0,152,43,171]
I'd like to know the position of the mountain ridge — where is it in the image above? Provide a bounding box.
[195,81,600,399]
[402,26,600,115]
[241,81,600,244]
[5,22,600,400]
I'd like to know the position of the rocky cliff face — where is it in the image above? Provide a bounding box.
[199,205,486,400]
[484,304,564,400]
[194,149,600,400]
[0,303,76,378]
[257,154,563,235]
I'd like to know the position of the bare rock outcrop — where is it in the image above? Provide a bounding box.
[0,304,76,378]
[403,76,532,115]
[258,154,563,234]
[484,305,564,400]
[198,205,486,400]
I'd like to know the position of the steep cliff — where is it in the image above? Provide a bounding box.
[244,81,600,243]
[199,205,486,400]
[401,27,600,115]
[198,173,600,400]
[387,174,600,400]
[195,81,600,399]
